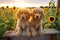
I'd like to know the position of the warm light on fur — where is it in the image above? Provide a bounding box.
[15,8,31,37]
[30,8,44,37]
[15,8,44,37]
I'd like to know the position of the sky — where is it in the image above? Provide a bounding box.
[0,0,56,7]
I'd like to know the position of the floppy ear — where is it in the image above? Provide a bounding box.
[27,12,30,20]
[26,9,30,19]
[30,13,34,18]
[17,10,21,19]
[40,10,44,20]
[30,9,34,17]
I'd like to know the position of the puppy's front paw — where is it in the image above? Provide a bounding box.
[26,28,31,37]
[31,32,35,37]
[39,30,43,36]
[16,31,21,37]
[26,31,31,37]
[31,30,36,37]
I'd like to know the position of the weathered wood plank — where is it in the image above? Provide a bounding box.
[3,29,60,40]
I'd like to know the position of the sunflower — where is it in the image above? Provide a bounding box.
[1,6,4,10]
[43,8,48,16]
[6,6,9,8]
[44,8,48,13]
[48,16,55,23]
[1,11,6,18]
[13,6,16,10]
[10,9,13,13]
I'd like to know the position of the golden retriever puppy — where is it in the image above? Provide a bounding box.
[15,8,31,37]
[30,8,44,37]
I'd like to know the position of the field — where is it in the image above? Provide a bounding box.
[0,7,60,40]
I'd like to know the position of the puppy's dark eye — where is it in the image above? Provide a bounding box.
[39,13,40,14]
[26,16,27,17]
[34,12,37,14]
[24,13,27,14]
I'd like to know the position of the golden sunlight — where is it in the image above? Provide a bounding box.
[0,2,40,8]
[15,3,40,8]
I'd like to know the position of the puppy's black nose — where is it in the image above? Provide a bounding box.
[36,16,38,18]
[22,17,24,19]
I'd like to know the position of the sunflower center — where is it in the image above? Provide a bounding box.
[50,17,54,21]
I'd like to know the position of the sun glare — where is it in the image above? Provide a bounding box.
[15,3,40,8]
[0,2,40,8]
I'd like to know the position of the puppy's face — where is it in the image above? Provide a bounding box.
[32,8,44,20]
[20,13,27,20]
[17,9,30,20]
[33,11,41,19]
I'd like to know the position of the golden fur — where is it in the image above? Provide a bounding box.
[30,8,44,37]
[15,8,31,37]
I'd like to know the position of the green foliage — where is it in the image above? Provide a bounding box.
[55,10,60,31]
[0,8,17,38]
[43,8,56,29]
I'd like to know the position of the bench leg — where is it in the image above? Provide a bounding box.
[4,37,11,40]
[51,34,57,40]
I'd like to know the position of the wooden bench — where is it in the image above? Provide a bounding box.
[3,29,60,40]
